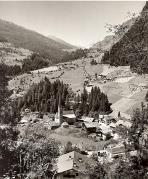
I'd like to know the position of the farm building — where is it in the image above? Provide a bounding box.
[105,142,126,160]
[82,122,98,133]
[63,111,76,125]
[97,123,112,140]
[54,151,97,179]
[50,122,60,130]
[116,117,132,128]
[109,145,125,159]
[82,122,112,140]
[79,116,95,123]
[99,115,116,124]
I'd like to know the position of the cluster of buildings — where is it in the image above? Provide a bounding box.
[20,106,132,141]
[19,106,138,179]
[54,151,97,179]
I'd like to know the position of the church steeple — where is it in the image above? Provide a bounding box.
[55,95,63,124]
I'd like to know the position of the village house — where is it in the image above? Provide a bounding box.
[116,117,132,128]
[50,122,60,130]
[97,122,112,140]
[80,116,95,123]
[77,116,95,123]
[20,113,35,124]
[63,110,76,125]
[99,114,115,125]
[54,151,97,179]
[82,121,113,140]
[76,116,95,128]
[105,142,126,160]
[82,122,98,133]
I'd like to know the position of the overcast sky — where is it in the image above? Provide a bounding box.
[0,1,145,47]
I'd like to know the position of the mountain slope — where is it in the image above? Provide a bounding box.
[92,18,135,51]
[0,19,74,64]
[0,42,32,66]
[48,35,76,49]
[101,2,148,74]
[92,35,115,51]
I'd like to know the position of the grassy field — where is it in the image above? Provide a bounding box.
[8,58,148,115]
[8,57,103,93]
[50,126,107,151]
[18,122,107,151]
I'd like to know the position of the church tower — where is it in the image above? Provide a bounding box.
[55,96,63,124]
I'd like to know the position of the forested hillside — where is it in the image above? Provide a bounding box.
[18,79,73,113]
[74,87,112,117]
[0,19,75,64]
[18,78,111,116]
[102,2,148,74]
[92,18,135,51]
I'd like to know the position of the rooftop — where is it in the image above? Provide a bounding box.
[111,145,125,155]
[83,122,99,129]
[99,123,112,134]
[116,118,132,128]
[81,116,95,123]
[63,114,76,119]
[56,151,97,174]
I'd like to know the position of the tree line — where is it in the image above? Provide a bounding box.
[61,48,88,62]
[0,60,59,178]
[18,78,112,116]
[101,3,148,74]
[74,87,112,117]
[112,103,148,179]
[18,78,73,113]
[0,48,88,77]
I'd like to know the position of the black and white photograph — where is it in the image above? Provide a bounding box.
[0,0,148,178]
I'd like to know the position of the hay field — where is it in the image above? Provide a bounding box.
[8,58,148,116]
[8,58,103,93]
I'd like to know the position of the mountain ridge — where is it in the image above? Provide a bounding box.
[101,2,148,74]
[92,18,136,52]
[0,19,75,64]
[48,35,77,49]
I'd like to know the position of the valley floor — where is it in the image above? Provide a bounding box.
[8,57,148,117]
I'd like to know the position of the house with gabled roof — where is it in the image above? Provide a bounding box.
[80,116,95,123]
[116,117,132,128]
[82,122,99,133]
[54,151,97,179]
[63,110,76,125]
[105,142,126,160]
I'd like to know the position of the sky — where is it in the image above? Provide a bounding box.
[0,1,145,47]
